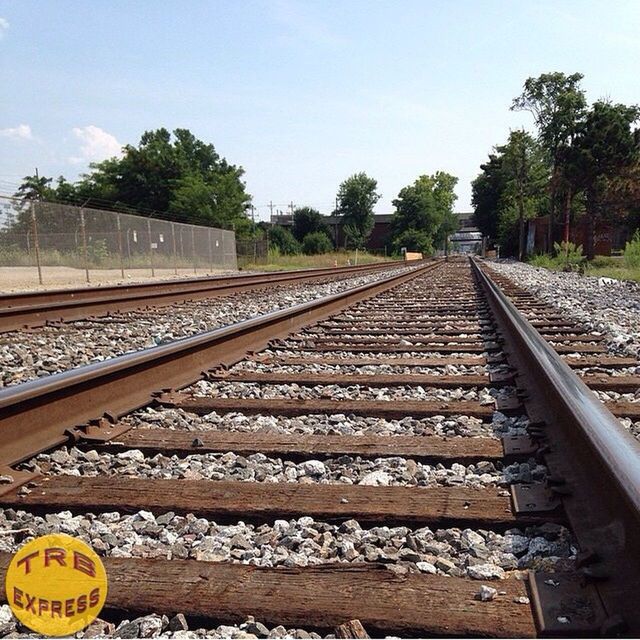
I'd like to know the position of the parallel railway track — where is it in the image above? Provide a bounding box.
[0,257,639,637]
[0,260,406,332]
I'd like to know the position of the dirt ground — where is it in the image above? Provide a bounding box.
[0,266,236,293]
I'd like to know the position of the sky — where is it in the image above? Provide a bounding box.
[1,0,639,220]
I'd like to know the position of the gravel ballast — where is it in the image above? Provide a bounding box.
[0,267,413,387]
[0,509,574,578]
[489,261,640,359]
[121,406,530,439]
[21,446,546,488]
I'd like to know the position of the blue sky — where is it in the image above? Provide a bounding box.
[1,0,639,219]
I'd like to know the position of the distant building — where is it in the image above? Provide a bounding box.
[269,210,483,253]
[450,212,482,254]
[270,212,393,251]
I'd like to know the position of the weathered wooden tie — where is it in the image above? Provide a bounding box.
[165,396,496,419]
[0,555,536,637]
[0,476,556,528]
[99,429,506,463]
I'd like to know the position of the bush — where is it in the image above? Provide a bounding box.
[553,241,585,271]
[292,207,330,243]
[624,231,640,268]
[391,229,434,256]
[268,225,301,255]
[87,239,110,265]
[528,242,585,271]
[302,231,334,255]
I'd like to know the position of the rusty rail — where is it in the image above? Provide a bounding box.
[0,259,411,332]
[0,261,440,468]
[471,258,640,635]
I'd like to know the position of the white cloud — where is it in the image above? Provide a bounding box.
[69,125,122,164]
[0,17,9,39]
[0,124,33,141]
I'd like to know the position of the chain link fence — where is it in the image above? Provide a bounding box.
[236,237,269,267]
[0,196,237,288]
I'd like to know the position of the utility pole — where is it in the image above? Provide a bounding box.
[334,197,339,249]
[268,201,274,222]
[251,205,257,264]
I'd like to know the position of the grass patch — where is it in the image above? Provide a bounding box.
[241,250,395,271]
[585,264,640,282]
[528,251,640,282]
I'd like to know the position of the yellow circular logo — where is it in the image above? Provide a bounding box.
[5,534,108,637]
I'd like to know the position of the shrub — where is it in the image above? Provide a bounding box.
[528,242,585,271]
[87,239,110,265]
[391,229,434,256]
[268,225,301,255]
[528,253,557,269]
[553,241,585,271]
[302,231,334,255]
[623,231,640,269]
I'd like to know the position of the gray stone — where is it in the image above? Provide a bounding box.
[299,460,326,476]
[137,614,164,638]
[476,585,498,602]
[416,561,437,574]
[468,563,506,580]
[169,614,189,632]
[115,620,140,638]
[358,470,391,486]
[244,620,270,637]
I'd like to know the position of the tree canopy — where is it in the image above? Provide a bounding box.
[472,131,548,257]
[390,172,458,255]
[564,101,640,256]
[14,128,253,235]
[335,173,381,249]
[291,206,330,243]
[475,71,640,259]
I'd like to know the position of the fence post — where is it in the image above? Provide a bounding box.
[146,218,155,277]
[191,225,197,274]
[171,223,178,275]
[30,202,43,285]
[116,213,125,279]
[79,207,90,283]
[208,227,213,273]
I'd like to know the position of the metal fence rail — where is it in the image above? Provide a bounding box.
[0,196,237,287]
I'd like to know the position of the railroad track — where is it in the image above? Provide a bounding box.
[0,260,406,332]
[0,257,639,637]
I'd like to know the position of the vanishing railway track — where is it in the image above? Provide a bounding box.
[1,257,640,637]
[0,259,406,332]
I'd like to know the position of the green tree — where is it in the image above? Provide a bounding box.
[336,173,381,249]
[14,128,254,235]
[292,207,330,243]
[471,154,504,242]
[565,101,640,258]
[511,72,586,249]
[302,231,333,255]
[500,130,549,260]
[472,133,548,258]
[391,228,434,255]
[268,225,301,255]
[390,172,458,254]
[15,174,55,201]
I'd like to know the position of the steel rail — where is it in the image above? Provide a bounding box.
[472,258,640,634]
[0,260,409,332]
[0,261,440,469]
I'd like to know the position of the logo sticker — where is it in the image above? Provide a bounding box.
[5,534,108,636]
